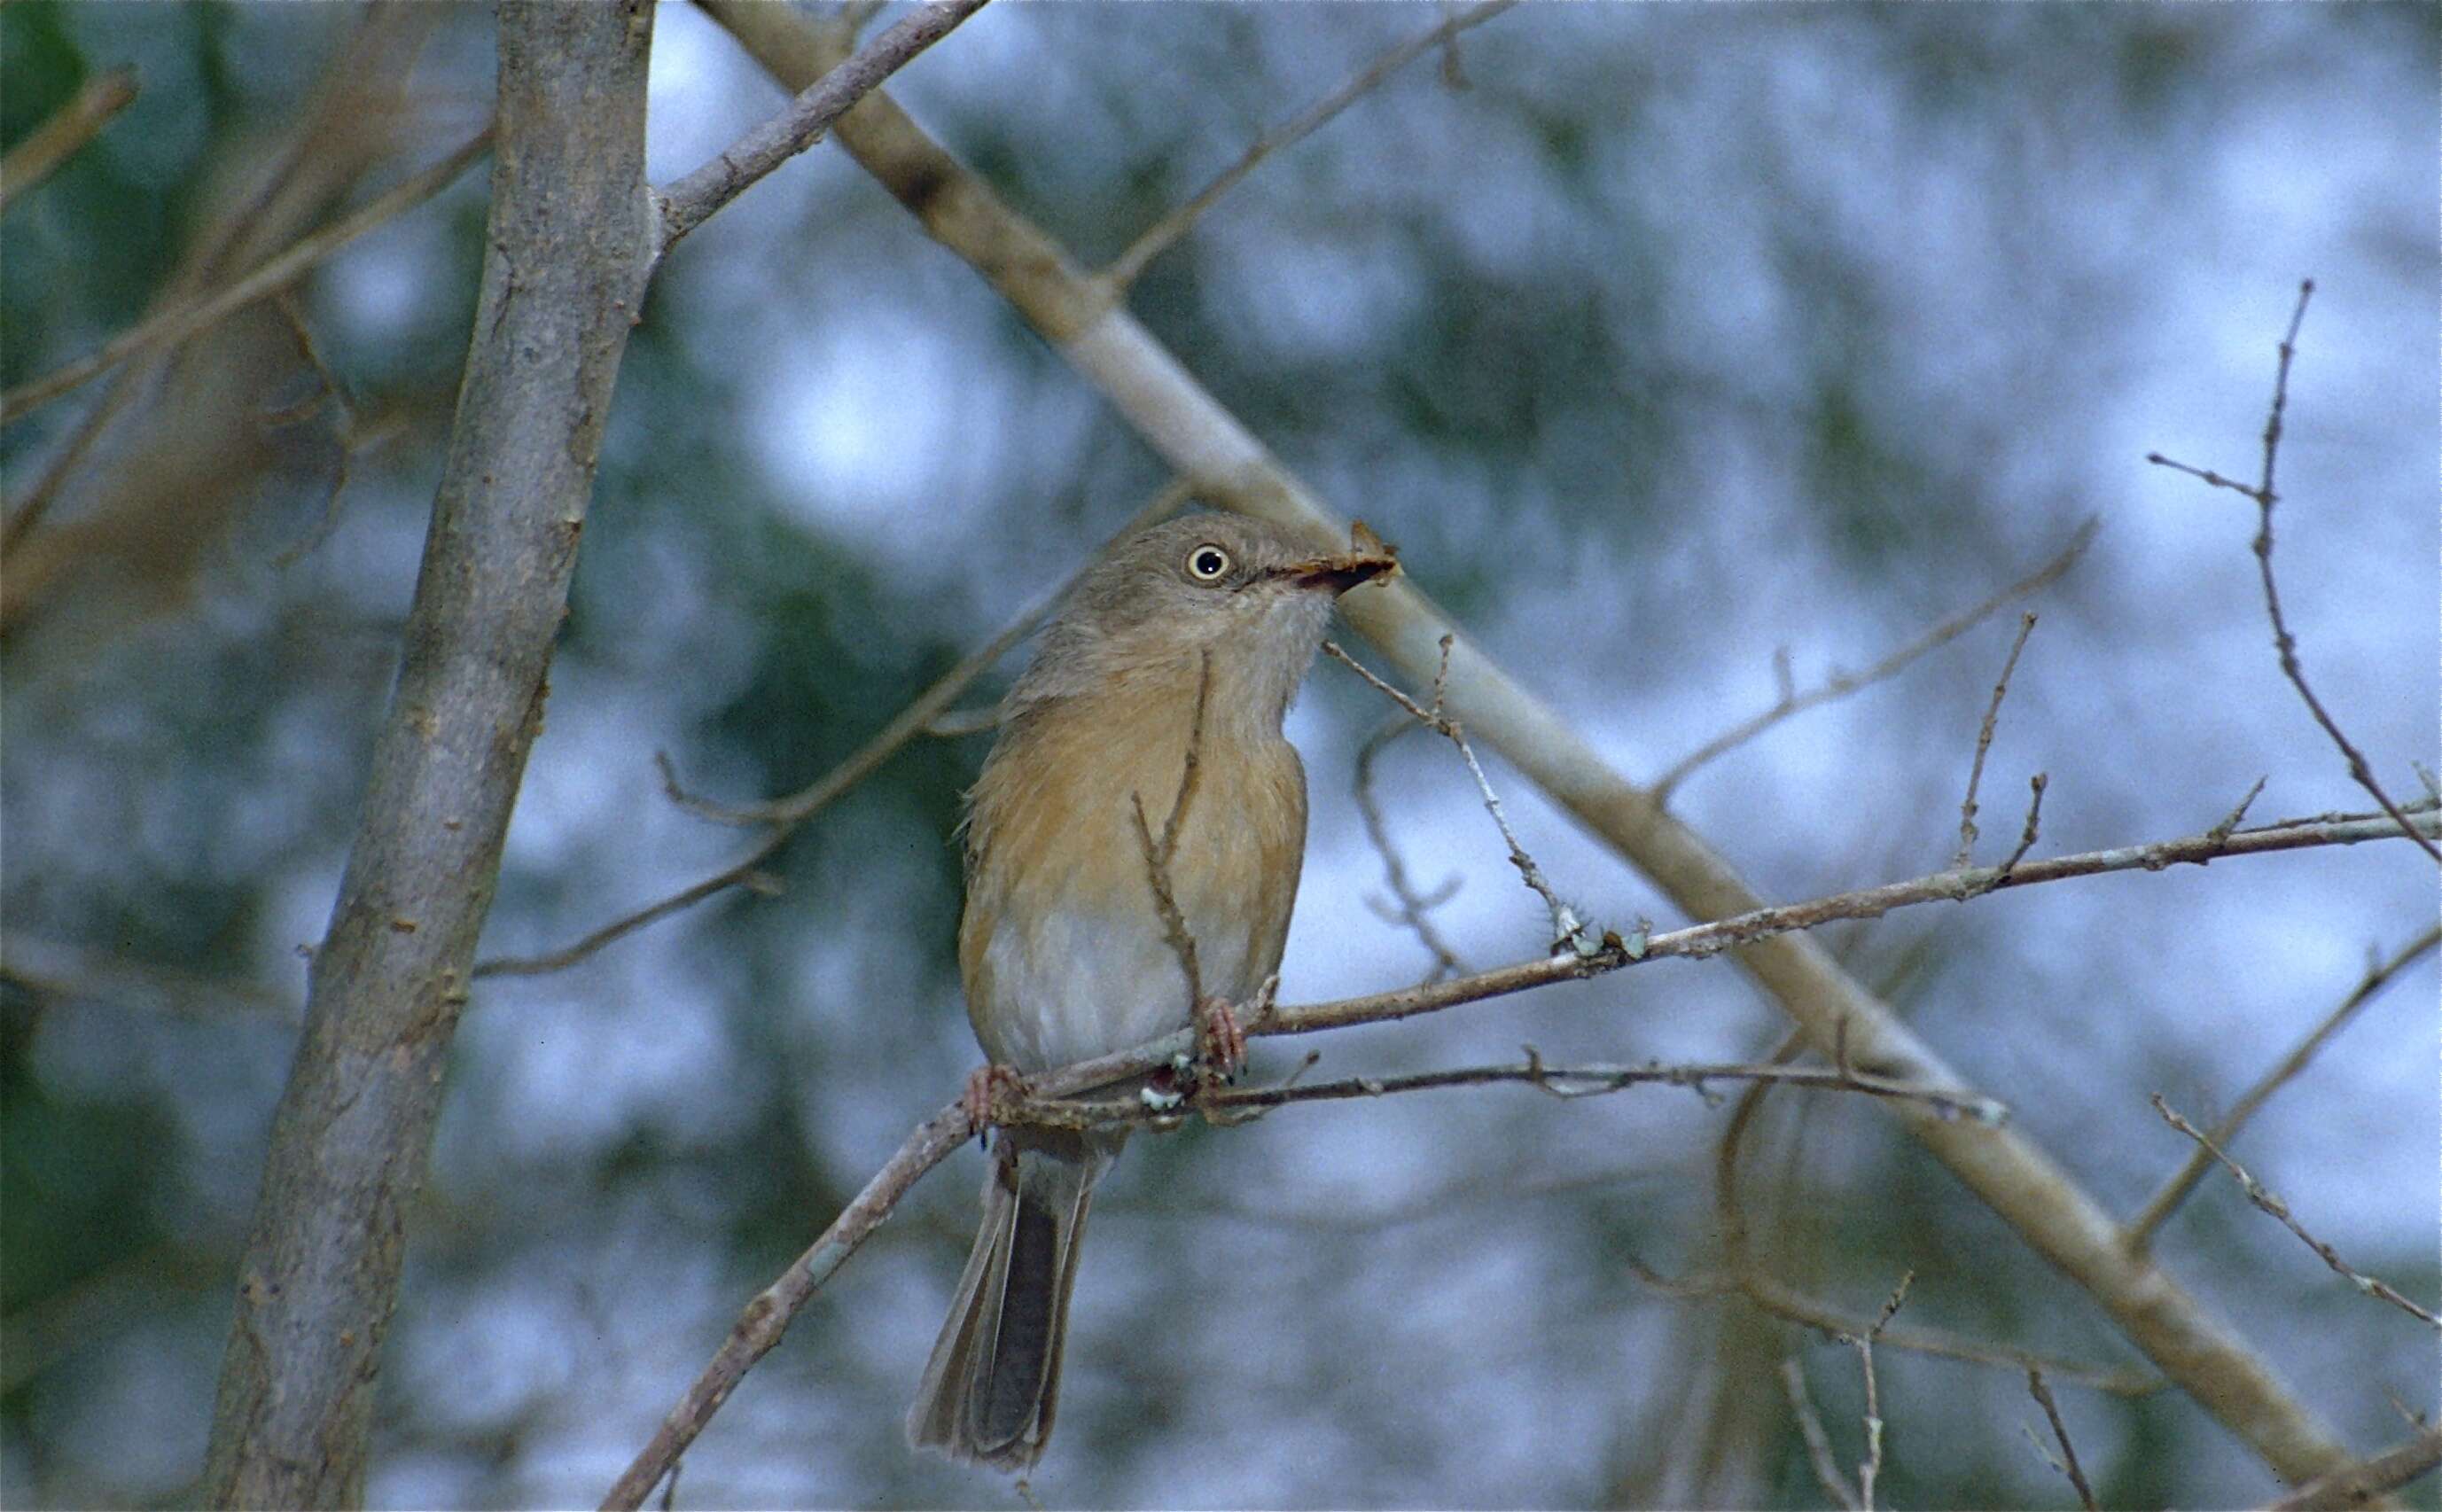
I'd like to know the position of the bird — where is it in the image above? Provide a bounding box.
[906,511,1398,1471]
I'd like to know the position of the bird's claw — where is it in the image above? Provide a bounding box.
[963,1064,1026,1138]
[1195,994,1247,1079]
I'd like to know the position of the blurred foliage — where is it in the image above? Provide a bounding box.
[3,3,2436,1508]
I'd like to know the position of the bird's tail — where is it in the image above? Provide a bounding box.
[906,1129,1110,1470]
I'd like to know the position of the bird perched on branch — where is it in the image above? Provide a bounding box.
[908,511,1399,1470]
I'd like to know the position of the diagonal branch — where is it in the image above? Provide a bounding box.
[2150,1096,2440,1330]
[474,479,1190,977]
[1129,651,1214,1011]
[605,790,2406,1493]
[1102,0,1522,290]
[0,126,495,424]
[2123,924,2439,1252]
[652,0,991,258]
[2266,1425,2442,1512]
[691,4,2385,1482]
[0,66,140,214]
[1653,518,2095,804]
[1955,612,2039,869]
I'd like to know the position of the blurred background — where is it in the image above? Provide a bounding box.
[4,3,2436,1507]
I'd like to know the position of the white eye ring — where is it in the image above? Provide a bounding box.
[1184,543,1232,581]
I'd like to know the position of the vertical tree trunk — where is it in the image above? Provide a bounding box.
[201,4,655,1504]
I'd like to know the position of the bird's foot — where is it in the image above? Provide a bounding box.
[1194,994,1248,1080]
[963,1064,1027,1139]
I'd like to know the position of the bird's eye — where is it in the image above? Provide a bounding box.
[1184,543,1232,582]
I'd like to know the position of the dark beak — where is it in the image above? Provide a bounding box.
[1279,521,1400,596]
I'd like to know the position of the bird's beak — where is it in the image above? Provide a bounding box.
[1280,521,1400,596]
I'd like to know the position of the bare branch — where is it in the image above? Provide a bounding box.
[694,6,2383,1479]
[1021,805,2435,1088]
[0,66,139,214]
[1954,612,2038,869]
[653,0,990,257]
[474,479,1191,976]
[1995,773,2048,878]
[2150,1095,2440,1329]
[2265,1425,2442,1511]
[1008,1053,2010,1130]
[0,127,495,424]
[1782,1357,1863,1512]
[1129,651,1213,1012]
[2149,281,2440,865]
[1653,519,2095,804]
[598,1098,977,1511]
[1328,638,1596,955]
[202,9,651,1503]
[1101,0,1522,290]
[1846,1271,1912,1509]
[2027,1368,2100,1511]
[2125,924,2438,1251]
[1353,717,1470,983]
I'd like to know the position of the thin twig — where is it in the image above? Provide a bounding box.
[0,66,140,214]
[1,127,495,423]
[1353,717,1469,982]
[2125,924,2439,1251]
[1954,612,2038,869]
[2026,1368,2100,1510]
[653,0,992,256]
[2206,775,2270,849]
[1781,1357,1864,1512]
[1328,638,1596,956]
[1846,1271,1911,1509]
[1654,519,2095,804]
[996,805,2437,1096]
[1129,651,1213,1011]
[1629,1257,2155,1394]
[1989,773,2048,885]
[475,480,1192,976]
[2147,280,2439,866]
[2265,1424,2442,1511]
[267,291,376,568]
[1101,0,1522,290]
[2150,1095,2440,1329]
[1008,1054,2010,1130]
[597,1099,977,1511]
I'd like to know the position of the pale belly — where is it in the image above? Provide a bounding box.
[971,897,1254,1073]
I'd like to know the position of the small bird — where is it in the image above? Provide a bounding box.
[907,512,1398,1470]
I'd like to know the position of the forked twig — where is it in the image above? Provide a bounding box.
[1353,717,1469,982]
[1954,613,2038,869]
[1328,637,1596,956]
[2146,280,2439,866]
[2125,924,2439,1251]
[1655,520,2095,804]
